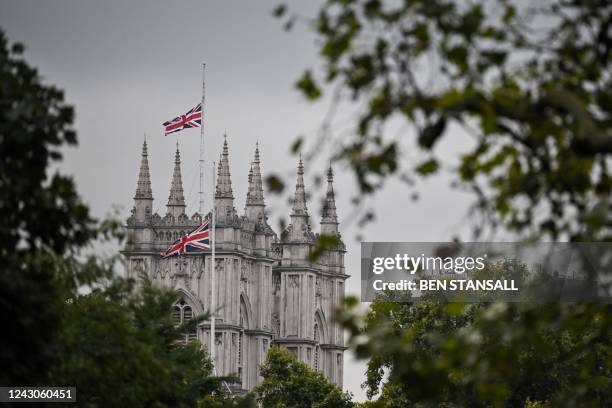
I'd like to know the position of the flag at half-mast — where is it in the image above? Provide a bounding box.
[162,102,202,135]
[160,219,210,258]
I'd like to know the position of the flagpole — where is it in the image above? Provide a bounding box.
[210,160,216,372]
[201,67,211,364]
[199,63,206,215]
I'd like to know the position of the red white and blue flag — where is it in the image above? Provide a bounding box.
[162,102,202,135]
[160,219,210,258]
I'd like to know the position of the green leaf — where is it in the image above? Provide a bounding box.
[272,4,286,17]
[265,175,285,194]
[446,45,469,72]
[419,117,447,149]
[308,233,343,262]
[295,70,322,100]
[415,159,439,176]
[291,137,304,154]
[482,50,507,66]
[502,5,516,23]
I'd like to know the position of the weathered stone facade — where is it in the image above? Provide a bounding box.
[122,138,348,392]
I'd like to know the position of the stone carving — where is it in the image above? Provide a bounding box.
[272,274,281,295]
[315,277,322,307]
[240,264,248,293]
[288,275,299,288]
[272,314,280,338]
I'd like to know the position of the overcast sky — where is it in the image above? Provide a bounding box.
[0,0,475,401]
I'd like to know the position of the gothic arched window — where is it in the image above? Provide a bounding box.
[183,306,193,321]
[172,306,181,325]
[173,299,197,343]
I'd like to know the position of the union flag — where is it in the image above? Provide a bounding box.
[162,102,202,135]
[160,219,210,258]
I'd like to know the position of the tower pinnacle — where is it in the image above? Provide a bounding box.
[167,144,186,217]
[320,163,339,234]
[246,143,265,207]
[132,138,154,222]
[215,135,233,198]
[214,137,237,225]
[245,143,266,222]
[281,155,313,243]
[291,154,308,217]
[135,138,153,200]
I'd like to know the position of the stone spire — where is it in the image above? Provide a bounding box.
[320,163,339,235]
[166,142,186,218]
[215,136,237,225]
[291,154,308,217]
[215,136,233,199]
[282,155,313,243]
[135,138,153,200]
[245,143,267,222]
[133,137,153,222]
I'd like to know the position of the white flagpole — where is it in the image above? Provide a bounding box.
[199,63,206,215]
[210,160,216,372]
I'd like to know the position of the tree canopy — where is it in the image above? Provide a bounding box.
[48,278,243,407]
[338,298,611,407]
[0,27,96,386]
[255,347,354,408]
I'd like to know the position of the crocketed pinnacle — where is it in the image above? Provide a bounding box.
[246,143,265,206]
[167,143,185,208]
[291,155,308,217]
[135,138,153,200]
[215,136,233,198]
[321,163,338,225]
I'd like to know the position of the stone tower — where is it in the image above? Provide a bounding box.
[123,139,348,392]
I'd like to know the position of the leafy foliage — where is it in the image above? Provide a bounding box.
[308,233,344,262]
[337,258,611,406]
[0,28,96,386]
[276,0,612,240]
[274,4,612,403]
[49,277,247,407]
[338,298,611,407]
[255,347,354,408]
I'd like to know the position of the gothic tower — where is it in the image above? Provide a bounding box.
[123,139,347,392]
[275,158,347,385]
